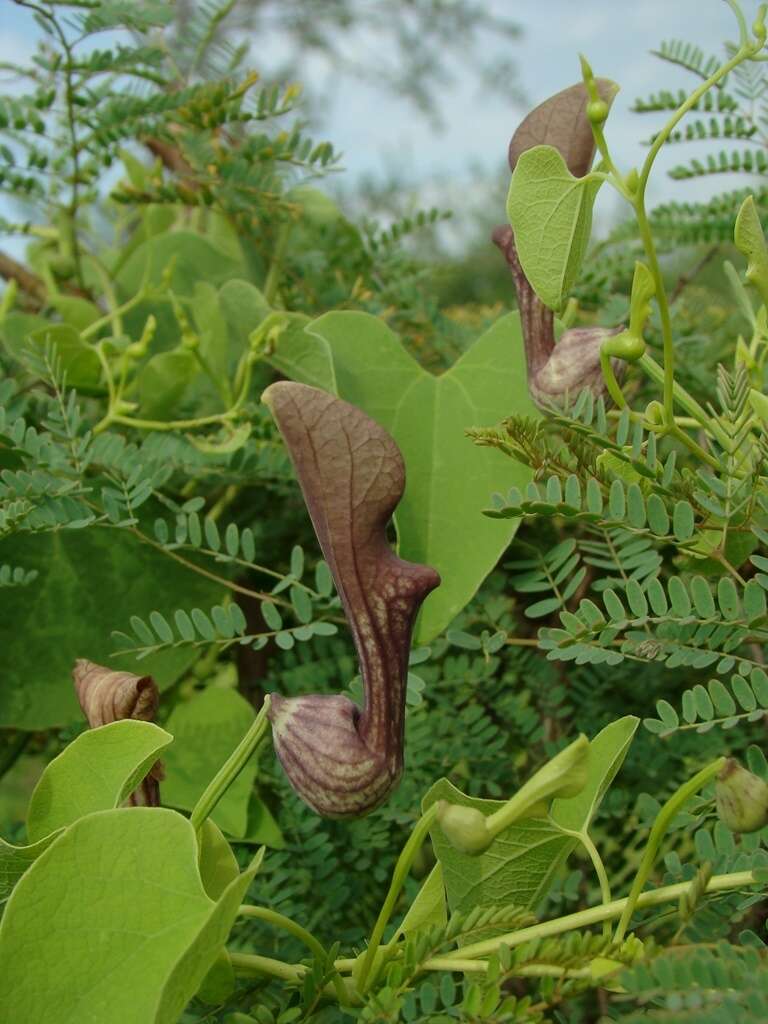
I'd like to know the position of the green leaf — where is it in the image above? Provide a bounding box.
[394,863,447,938]
[48,295,102,332]
[425,718,637,926]
[549,716,639,834]
[304,311,538,642]
[506,146,603,311]
[0,311,49,360]
[734,195,768,307]
[0,808,259,1024]
[673,500,695,542]
[0,528,221,729]
[197,819,240,900]
[162,688,283,845]
[137,348,198,419]
[525,596,563,619]
[116,232,245,358]
[717,577,741,620]
[0,831,61,903]
[196,950,236,1005]
[117,231,244,301]
[423,778,575,918]
[192,281,230,382]
[28,323,103,391]
[264,313,337,393]
[27,720,172,843]
[218,279,270,353]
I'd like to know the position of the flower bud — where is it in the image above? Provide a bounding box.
[436,801,491,855]
[644,400,665,427]
[716,757,768,833]
[586,99,609,126]
[624,168,640,195]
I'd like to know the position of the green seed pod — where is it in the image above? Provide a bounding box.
[716,758,768,833]
[437,801,491,856]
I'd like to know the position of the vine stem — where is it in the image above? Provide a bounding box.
[238,905,349,1005]
[189,696,271,831]
[355,804,440,994]
[637,354,733,453]
[632,40,756,421]
[228,951,303,983]
[557,826,613,938]
[413,867,761,965]
[96,409,237,434]
[613,757,725,943]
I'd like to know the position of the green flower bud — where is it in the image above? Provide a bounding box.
[126,341,147,359]
[716,758,768,833]
[601,328,645,364]
[114,399,138,416]
[624,168,640,195]
[436,801,491,855]
[644,400,665,427]
[586,99,609,126]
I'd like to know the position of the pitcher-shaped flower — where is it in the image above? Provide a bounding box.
[263,382,440,818]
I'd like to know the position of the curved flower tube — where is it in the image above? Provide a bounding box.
[263,382,440,818]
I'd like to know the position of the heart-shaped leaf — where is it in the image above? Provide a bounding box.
[0,808,259,1024]
[507,146,604,312]
[504,79,618,316]
[424,777,575,917]
[304,311,537,642]
[425,718,640,927]
[27,719,173,843]
[550,715,639,836]
[263,312,337,392]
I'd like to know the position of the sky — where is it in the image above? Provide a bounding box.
[0,0,762,249]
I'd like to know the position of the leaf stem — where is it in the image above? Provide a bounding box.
[126,525,284,605]
[238,905,349,1004]
[355,804,439,994]
[263,219,293,307]
[613,757,725,943]
[189,697,271,831]
[557,825,612,937]
[228,951,304,983]
[638,353,733,453]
